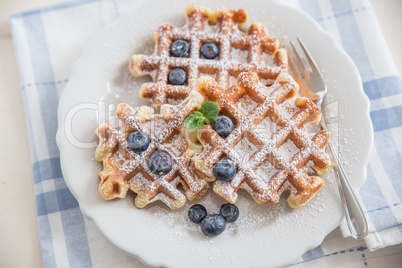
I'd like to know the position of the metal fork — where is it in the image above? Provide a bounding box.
[288,38,369,239]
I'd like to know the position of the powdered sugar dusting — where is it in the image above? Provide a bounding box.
[256,160,279,183]
[192,72,331,208]
[261,52,274,65]
[129,173,151,188]
[256,116,279,140]
[234,137,258,162]
[278,139,300,162]
[230,48,249,63]
[95,101,209,209]
[237,95,258,114]
[229,76,238,87]
[119,180,335,246]
[279,99,300,118]
[163,134,188,156]
[130,5,287,106]
[200,73,217,80]
[145,116,167,137]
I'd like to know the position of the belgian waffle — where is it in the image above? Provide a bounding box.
[95,91,209,209]
[191,72,331,208]
[130,4,288,107]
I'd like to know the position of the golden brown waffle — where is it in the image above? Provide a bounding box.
[130,4,288,107]
[191,72,331,208]
[95,91,209,209]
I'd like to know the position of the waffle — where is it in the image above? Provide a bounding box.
[191,72,331,208]
[95,90,209,209]
[130,4,288,107]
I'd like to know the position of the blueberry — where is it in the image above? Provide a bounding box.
[170,40,190,57]
[213,116,234,137]
[220,203,239,223]
[168,68,187,85]
[188,204,207,224]
[213,158,236,182]
[127,131,150,153]
[200,214,226,237]
[201,42,219,59]
[148,150,173,176]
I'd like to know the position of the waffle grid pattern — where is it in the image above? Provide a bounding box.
[95,99,209,209]
[192,72,331,207]
[130,4,288,106]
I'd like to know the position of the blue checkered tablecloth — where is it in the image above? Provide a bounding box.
[10,0,402,267]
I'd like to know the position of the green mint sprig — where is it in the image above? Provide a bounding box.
[184,101,219,129]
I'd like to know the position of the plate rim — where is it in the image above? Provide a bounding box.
[56,0,374,267]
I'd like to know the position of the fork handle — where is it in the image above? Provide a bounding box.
[321,120,369,239]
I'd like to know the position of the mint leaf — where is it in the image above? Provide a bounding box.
[198,101,219,122]
[184,102,219,129]
[184,111,205,129]
[193,111,204,118]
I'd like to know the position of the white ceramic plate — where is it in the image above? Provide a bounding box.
[56,0,373,267]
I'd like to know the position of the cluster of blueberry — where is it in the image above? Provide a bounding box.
[212,115,237,182]
[188,203,239,237]
[127,114,237,182]
[127,131,173,176]
[168,40,219,85]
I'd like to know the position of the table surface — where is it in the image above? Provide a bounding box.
[0,0,401,267]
